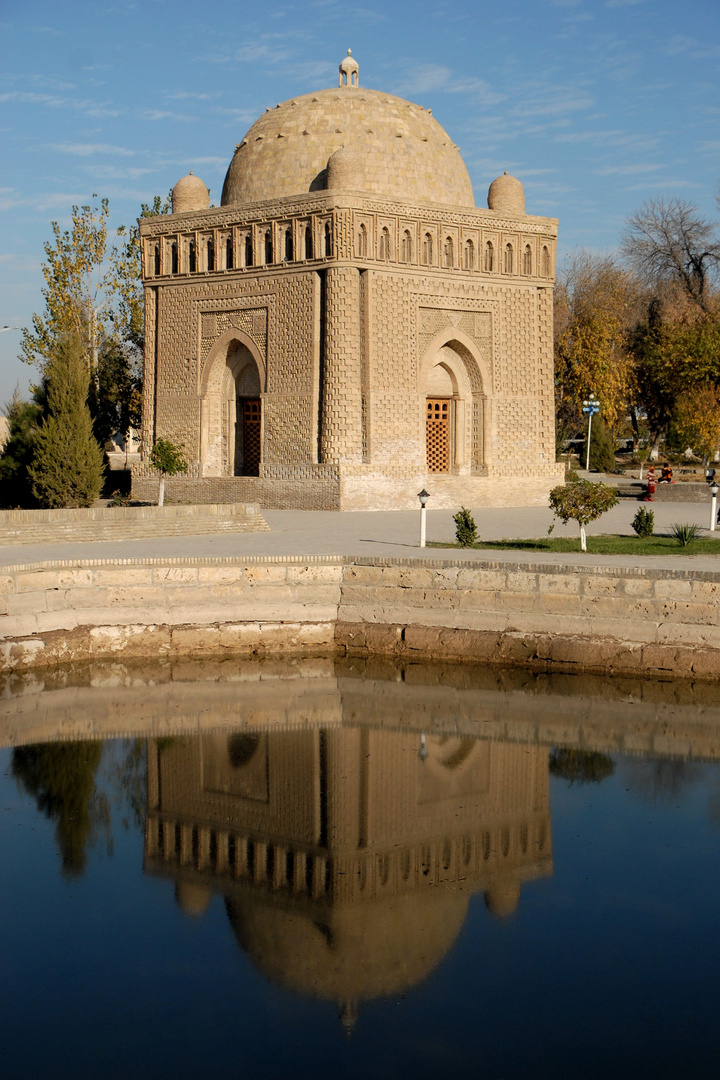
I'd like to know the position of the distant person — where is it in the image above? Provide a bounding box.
[645,465,656,500]
[659,464,673,484]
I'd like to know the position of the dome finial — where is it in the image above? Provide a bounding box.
[339,48,359,87]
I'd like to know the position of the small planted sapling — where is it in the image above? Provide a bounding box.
[631,506,654,538]
[548,480,619,552]
[453,506,478,547]
[149,438,188,506]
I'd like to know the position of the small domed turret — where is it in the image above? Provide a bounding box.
[175,881,212,918]
[484,881,521,919]
[488,171,525,216]
[171,171,210,214]
[325,146,363,190]
[339,48,359,87]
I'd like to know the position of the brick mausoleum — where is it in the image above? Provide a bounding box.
[132,51,562,509]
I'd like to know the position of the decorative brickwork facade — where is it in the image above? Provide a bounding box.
[133,55,562,509]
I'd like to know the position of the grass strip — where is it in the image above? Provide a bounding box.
[428,535,720,555]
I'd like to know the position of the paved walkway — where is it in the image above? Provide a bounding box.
[2,500,720,573]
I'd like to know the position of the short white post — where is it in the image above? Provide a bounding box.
[417,488,430,548]
[711,483,718,531]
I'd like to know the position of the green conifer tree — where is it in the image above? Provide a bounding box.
[0,391,42,508]
[582,415,617,473]
[29,333,105,508]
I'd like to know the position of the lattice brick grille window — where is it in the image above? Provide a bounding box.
[242,399,261,476]
[426,399,450,472]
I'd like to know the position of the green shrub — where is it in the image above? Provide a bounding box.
[453,506,478,547]
[669,522,701,547]
[631,507,654,538]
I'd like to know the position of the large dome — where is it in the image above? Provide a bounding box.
[221,82,475,208]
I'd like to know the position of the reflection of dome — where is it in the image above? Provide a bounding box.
[487,171,525,215]
[171,172,210,214]
[175,882,212,918]
[484,880,521,919]
[226,887,469,1001]
[221,67,475,208]
[227,733,260,769]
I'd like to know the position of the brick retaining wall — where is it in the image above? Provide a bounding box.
[2,555,720,680]
[0,503,269,544]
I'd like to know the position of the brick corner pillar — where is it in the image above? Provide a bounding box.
[140,284,157,458]
[320,265,363,464]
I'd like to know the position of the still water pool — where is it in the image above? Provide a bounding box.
[1,657,720,1079]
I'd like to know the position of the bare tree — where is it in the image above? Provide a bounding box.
[621,197,720,314]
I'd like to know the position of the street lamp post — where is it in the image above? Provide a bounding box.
[711,482,718,532]
[582,393,600,471]
[417,488,430,548]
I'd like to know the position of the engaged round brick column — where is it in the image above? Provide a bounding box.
[320,266,363,464]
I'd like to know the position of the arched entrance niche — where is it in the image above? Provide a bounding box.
[419,332,490,474]
[200,330,266,476]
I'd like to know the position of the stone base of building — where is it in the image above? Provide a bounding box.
[131,462,565,510]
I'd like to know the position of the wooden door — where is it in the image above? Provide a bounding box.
[242,398,261,476]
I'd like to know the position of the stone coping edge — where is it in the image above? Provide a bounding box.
[3,551,720,582]
[0,502,264,524]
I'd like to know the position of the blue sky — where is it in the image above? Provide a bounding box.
[1,0,719,403]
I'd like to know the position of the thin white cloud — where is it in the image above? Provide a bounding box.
[623,179,703,191]
[661,36,720,59]
[0,90,119,117]
[87,166,157,180]
[184,156,229,168]
[0,72,76,92]
[513,85,594,118]
[141,109,197,122]
[26,24,63,36]
[594,163,664,175]
[49,143,135,157]
[555,129,660,150]
[163,90,222,101]
[393,63,506,106]
[212,107,258,124]
[0,190,90,212]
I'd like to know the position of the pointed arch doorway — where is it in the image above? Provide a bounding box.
[201,334,265,477]
[420,336,490,475]
[227,340,261,476]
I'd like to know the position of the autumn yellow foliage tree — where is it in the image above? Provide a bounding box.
[555,253,642,436]
[19,194,169,459]
[672,382,720,463]
[20,198,113,371]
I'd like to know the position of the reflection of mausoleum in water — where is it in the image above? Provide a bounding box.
[144,727,552,1023]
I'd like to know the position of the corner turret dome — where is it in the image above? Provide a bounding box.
[221,53,475,209]
[487,171,525,215]
[325,146,363,190]
[171,171,210,214]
